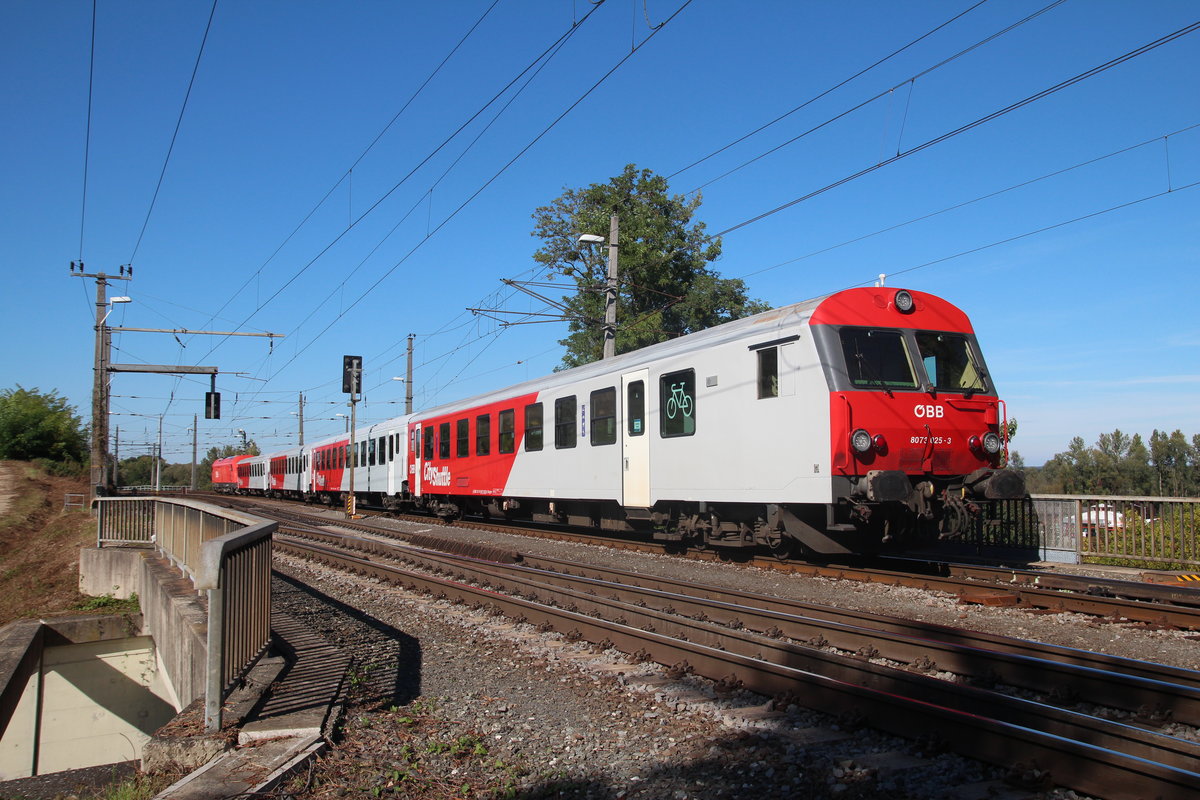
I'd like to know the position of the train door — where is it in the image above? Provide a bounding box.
[411,423,423,497]
[621,369,650,507]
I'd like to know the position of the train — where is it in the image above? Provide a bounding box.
[212,286,1024,556]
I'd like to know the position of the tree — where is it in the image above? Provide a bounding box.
[0,386,88,464]
[531,164,769,368]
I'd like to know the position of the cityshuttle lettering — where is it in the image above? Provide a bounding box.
[423,464,452,486]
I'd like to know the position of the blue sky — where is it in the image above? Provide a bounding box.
[2,0,1197,466]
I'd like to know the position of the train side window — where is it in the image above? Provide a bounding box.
[368,439,376,466]
[757,347,779,399]
[423,427,434,461]
[476,414,491,456]
[378,436,386,463]
[627,381,645,436]
[456,418,470,458]
[525,403,543,451]
[499,409,515,454]
[438,422,451,459]
[388,435,394,462]
[555,396,577,449]
[660,369,696,437]
[590,388,616,446]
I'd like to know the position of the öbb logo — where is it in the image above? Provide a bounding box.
[914,404,944,419]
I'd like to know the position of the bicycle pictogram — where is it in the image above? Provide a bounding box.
[665,382,693,420]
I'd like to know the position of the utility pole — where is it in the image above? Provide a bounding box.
[71,263,131,496]
[603,213,619,360]
[297,393,305,446]
[113,427,120,488]
[190,414,198,491]
[405,335,414,414]
[155,415,163,492]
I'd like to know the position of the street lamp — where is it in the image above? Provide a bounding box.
[576,215,619,359]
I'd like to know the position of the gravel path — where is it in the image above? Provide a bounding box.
[265,510,1200,799]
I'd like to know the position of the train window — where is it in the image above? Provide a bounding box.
[914,332,987,395]
[839,328,917,390]
[439,422,451,459]
[388,435,394,462]
[626,381,645,436]
[456,419,470,457]
[525,403,543,451]
[423,427,434,461]
[499,409,515,454]
[378,437,386,463]
[555,396,577,449]
[757,347,779,399]
[368,439,376,466]
[660,369,696,438]
[476,414,491,456]
[590,388,616,446]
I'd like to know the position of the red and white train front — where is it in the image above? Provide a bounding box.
[809,287,1024,546]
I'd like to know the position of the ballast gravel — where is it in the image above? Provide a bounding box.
[273,509,1198,799]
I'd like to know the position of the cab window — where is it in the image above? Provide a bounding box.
[839,328,917,390]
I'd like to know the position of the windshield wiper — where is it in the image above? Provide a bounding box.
[853,353,894,398]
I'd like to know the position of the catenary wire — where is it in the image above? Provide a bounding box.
[194,0,506,340]
[686,0,1070,196]
[667,0,998,181]
[234,1,696,408]
[192,1,609,367]
[128,0,219,267]
[710,19,1200,239]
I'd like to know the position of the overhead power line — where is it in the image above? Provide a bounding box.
[685,0,1069,196]
[711,18,1200,239]
[129,0,218,266]
[668,0,998,181]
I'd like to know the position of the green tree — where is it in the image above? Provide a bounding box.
[531,164,769,368]
[0,386,88,464]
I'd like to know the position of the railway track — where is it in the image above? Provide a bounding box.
[268,517,1200,799]
[217,494,1200,630]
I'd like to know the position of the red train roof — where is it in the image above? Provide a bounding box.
[809,288,974,333]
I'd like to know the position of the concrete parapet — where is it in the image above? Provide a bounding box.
[79,546,150,600]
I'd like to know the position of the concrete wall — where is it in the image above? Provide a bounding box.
[0,615,180,780]
[79,546,147,600]
[37,637,177,774]
[78,547,209,710]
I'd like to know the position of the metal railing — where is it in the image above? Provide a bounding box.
[93,497,275,732]
[970,494,1200,568]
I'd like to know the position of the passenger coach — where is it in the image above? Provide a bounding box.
[215,287,1023,556]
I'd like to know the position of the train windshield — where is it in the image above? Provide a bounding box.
[914,331,988,395]
[839,328,918,390]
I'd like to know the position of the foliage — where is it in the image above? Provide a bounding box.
[0,385,88,465]
[531,164,769,369]
[76,592,140,614]
[1023,427,1199,497]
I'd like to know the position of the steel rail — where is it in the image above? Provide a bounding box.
[275,533,1200,798]
[283,526,1200,726]
[218,495,1200,628]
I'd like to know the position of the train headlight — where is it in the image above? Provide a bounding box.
[851,428,873,454]
[982,432,1002,455]
[893,290,915,313]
